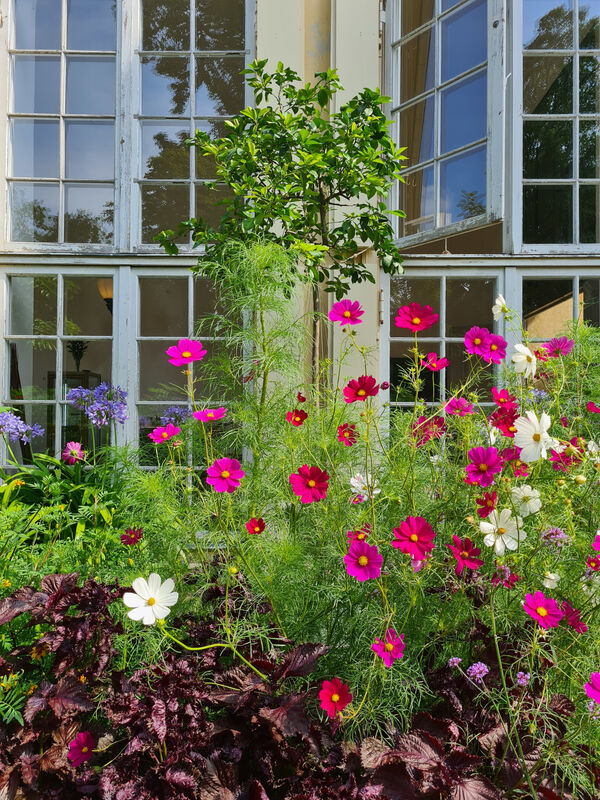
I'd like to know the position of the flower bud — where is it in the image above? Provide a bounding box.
[381,381,390,391]
[465,515,475,524]
[127,558,134,566]
[557,479,566,486]
[574,474,587,485]
[229,566,238,575]
[565,498,572,505]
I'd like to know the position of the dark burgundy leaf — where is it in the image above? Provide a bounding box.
[368,763,417,800]
[151,698,167,742]
[0,587,47,625]
[412,711,460,742]
[549,694,575,718]
[274,643,329,681]
[24,693,49,723]
[360,737,389,769]
[258,694,311,740]
[247,778,271,800]
[0,769,19,800]
[48,675,93,716]
[445,747,481,773]
[450,777,501,800]
[395,731,444,771]
[39,744,69,772]
[18,752,39,786]
[40,573,79,595]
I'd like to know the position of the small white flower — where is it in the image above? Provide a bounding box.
[511,344,537,380]
[480,509,525,556]
[492,294,509,321]
[488,426,500,445]
[510,484,541,517]
[350,473,380,496]
[588,440,599,455]
[430,454,441,465]
[123,573,178,626]
[543,571,560,589]
[513,411,553,463]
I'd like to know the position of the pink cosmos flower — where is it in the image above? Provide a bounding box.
[560,416,569,428]
[422,352,449,372]
[319,678,352,718]
[286,409,308,426]
[476,490,497,519]
[245,517,265,535]
[464,326,491,358]
[492,565,519,589]
[465,447,503,487]
[62,441,85,465]
[550,437,583,472]
[347,524,370,545]
[501,446,529,477]
[289,465,329,503]
[148,423,180,444]
[445,397,474,416]
[523,591,563,629]
[343,375,380,403]
[337,423,357,446]
[121,527,143,546]
[329,299,364,326]
[394,302,439,333]
[344,539,383,582]
[392,516,436,561]
[297,392,306,403]
[67,731,95,767]
[412,415,445,446]
[206,457,245,493]
[447,535,484,575]
[561,601,588,633]
[371,628,405,667]
[492,387,518,411]
[485,334,508,364]
[587,401,600,414]
[193,407,227,423]
[587,555,600,571]
[585,672,600,705]
[165,338,207,366]
[546,336,574,358]
[491,407,519,438]
[593,534,600,552]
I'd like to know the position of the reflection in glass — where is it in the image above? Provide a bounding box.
[194,119,228,178]
[139,341,187,400]
[581,278,600,325]
[580,1,600,48]
[523,120,572,178]
[195,58,245,116]
[580,185,600,243]
[441,0,487,83]
[142,0,190,50]
[9,405,54,463]
[195,184,234,230]
[14,0,61,50]
[141,122,190,179]
[446,279,495,337]
[10,277,57,336]
[400,98,435,165]
[9,340,56,400]
[64,184,114,244]
[580,121,600,178]
[390,340,439,403]
[66,121,115,180]
[523,56,573,113]
[400,166,435,237]
[141,183,189,243]
[389,277,441,338]
[523,0,573,49]
[11,120,59,178]
[66,57,115,114]
[196,0,245,50]
[62,341,112,390]
[64,277,113,336]
[440,70,487,155]
[401,28,435,103]
[67,0,116,51]
[441,0,462,11]
[141,56,190,116]
[523,185,572,243]
[440,145,486,225]
[10,182,59,242]
[140,278,188,336]
[13,56,60,113]
[523,279,573,337]
[580,56,600,113]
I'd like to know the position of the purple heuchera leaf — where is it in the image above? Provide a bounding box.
[0,587,47,625]
[150,698,167,742]
[451,777,501,800]
[394,731,444,771]
[273,642,330,681]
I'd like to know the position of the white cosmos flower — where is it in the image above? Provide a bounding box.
[513,411,554,463]
[123,573,178,626]
[543,571,560,589]
[480,509,525,556]
[587,440,599,456]
[511,344,537,379]
[510,484,541,517]
[488,426,500,445]
[492,294,509,321]
[350,473,380,496]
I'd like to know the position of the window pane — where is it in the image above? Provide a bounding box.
[140,278,188,336]
[142,0,190,50]
[580,185,600,243]
[11,119,60,178]
[441,0,487,83]
[446,341,493,394]
[61,403,108,450]
[399,98,435,165]
[523,279,573,336]
[400,28,435,103]
[137,404,185,465]
[141,122,190,179]
[8,405,54,462]
[66,56,115,115]
[139,341,187,400]
[10,182,59,242]
[390,277,441,338]
[62,340,112,390]
[193,277,219,320]
[64,184,114,244]
[141,183,190,243]
[581,278,600,324]
[390,340,440,403]
[195,184,233,230]
[440,145,486,225]
[66,121,114,180]
[523,120,573,178]
[402,1,434,35]
[10,277,57,336]
[400,167,435,237]
[523,1,573,49]
[64,277,113,336]
[523,56,573,114]
[580,120,600,178]
[13,56,60,113]
[195,57,245,116]
[523,185,573,242]
[14,0,61,50]
[580,56,600,114]
[446,279,495,337]
[9,340,56,400]
[141,56,190,116]
[194,119,229,178]
[440,70,487,155]
[196,0,245,50]
[580,1,600,48]
[67,0,116,50]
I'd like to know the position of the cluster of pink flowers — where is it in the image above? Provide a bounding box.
[464,327,507,364]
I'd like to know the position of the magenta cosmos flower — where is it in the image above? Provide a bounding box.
[329,299,364,326]
[492,387,518,411]
[67,731,95,767]
[585,672,600,705]
[464,326,491,358]
[412,415,445,446]
[344,539,383,582]
[121,526,143,546]
[546,336,574,358]
[392,516,436,561]
[319,677,352,718]
[485,334,508,365]
[422,352,449,372]
[447,535,484,576]
[337,423,357,446]
[347,524,370,545]
[523,591,563,629]
[593,533,600,552]
[465,446,503,487]
[561,601,588,633]
[148,423,180,444]
[62,441,85,465]
[343,375,380,403]
[587,401,600,414]
[193,407,227,423]
[286,409,308,426]
[165,338,207,366]
[371,628,405,667]
[395,302,439,333]
[245,517,265,535]
[289,465,329,503]
[475,490,497,519]
[206,457,245,493]
[445,397,474,416]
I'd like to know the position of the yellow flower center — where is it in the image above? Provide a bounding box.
[532,433,541,442]
[409,533,419,542]
[486,499,494,506]
[384,642,394,652]
[254,526,260,532]
[479,464,488,471]
[207,412,214,418]
[344,431,349,437]
[526,355,533,362]
[357,389,366,396]
[461,551,469,558]
[182,350,191,358]
[474,338,481,345]
[147,597,156,606]
[491,344,497,351]
[308,479,316,487]
[431,362,437,368]
[343,310,351,318]
[412,317,421,325]
[295,416,301,422]
[515,460,522,467]
[509,426,516,432]
[357,533,366,540]
[331,693,340,702]
[221,470,230,478]
[537,606,547,617]
[358,556,368,566]
[497,527,506,535]
[162,431,168,438]
[81,746,89,753]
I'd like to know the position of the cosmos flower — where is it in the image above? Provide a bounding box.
[422,352,449,372]
[464,326,491,358]
[193,407,227,423]
[319,678,352,718]
[392,516,437,561]
[492,294,509,321]
[289,465,329,503]
[344,539,383,582]
[297,391,306,403]
[510,485,541,517]
[511,344,537,379]
[447,535,484,575]
[585,672,600,705]
[545,336,574,358]
[148,423,181,444]
[561,601,588,633]
[121,527,143,546]
[343,375,380,403]
[480,509,525,556]
[513,411,554,462]
[286,409,308,426]
[123,573,178,626]
[523,591,562,629]
[542,571,560,589]
[445,397,474,416]
[62,441,85,465]
[350,473,380,497]
[165,338,207,366]
[412,415,445,446]
[206,457,245,493]
[476,490,497,518]
[337,423,357,446]
[245,517,265,535]
[371,628,405,667]
[67,731,95,767]
[394,302,439,332]
[465,447,503,487]
[492,387,518,410]
[329,299,364,326]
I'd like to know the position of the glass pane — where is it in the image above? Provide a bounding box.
[62,340,112,390]
[64,184,114,244]
[141,56,190,116]
[523,185,573,243]
[67,0,116,50]
[400,167,435,237]
[580,185,600,243]
[8,405,54,463]
[390,340,440,403]
[580,56,600,114]
[10,277,57,336]
[402,0,434,35]
[523,279,573,337]
[66,56,115,115]
[141,122,190,179]
[389,277,441,338]
[195,184,233,229]
[64,277,113,336]
[66,121,114,180]
[523,56,573,113]
[442,0,462,9]
[440,145,487,225]
[581,278,600,325]
[446,279,495,337]
[194,119,229,178]
[400,28,435,103]
[195,57,245,116]
[140,278,188,336]
[441,0,487,83]
[196,0,245,50]
[139,341,187,400]
[193,277,219,321]
[142,0,190,50]
[61,403,108,450]
[399,98,435,165]
[9,340,56,400]
[523,120,573,178]
[14,0,61,49]
[440,70,487,155]
[141,183,190,243]
[523,1,573,49]
[10,182,59,242]
[580,1,600,48]
[580,120,600,178]
[447,341,494,394]
[11,119,60,178]
[137,404,184,465]
[13,56,60,113]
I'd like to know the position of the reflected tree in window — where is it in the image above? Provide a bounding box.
[65,201,114,244]
[11,199,58,242]
[457,189,485,220]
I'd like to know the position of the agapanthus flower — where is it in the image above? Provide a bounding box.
[371,628,405,667]
[343,375,379,403]
[148,423,180,444]
[422,352,449,372]
[394,302,439,332]
[286,409,308,426]
[337,423,357,446]
[587,555,600,571]
[448,657,462,668]
[445,397,474,416]
[329,299,364,326]
[67,731,95,767]
[160,406,192,426]
[466,662,489,684]
[491,407,519,437]
[297,391,306,403]
[542,526,570,550]
[516,671,530,687]
[0,411,45,444]
[522,591,562,629]
[492,387,518,411]
[193,407,227,423]
[66,382,128,427]
[512,344,537,379]
[207,457,245,493]
[447,535,484,575]
[319,678,352,718]
[62,441,85,465]
[543,571,560,589]
[476,490,497,518]
[510,485,541,517]
[165,338,207,366]
[289,465,329,503]
[492,294,509,321]
[513,411,553,462]
[121,527,143,546]
[123,573,178,626]
[412,415,445,446]
[350,473,380,497]
[561,601,588,633]
[532,388,549,402]
[465,446,503,487]
[392,516,436,560]
[464,326,491,358]
[480,508,524,555]
[245,517,265,535]
[546,336,574,358]
[344,539,383,582]
[347,525,370,544]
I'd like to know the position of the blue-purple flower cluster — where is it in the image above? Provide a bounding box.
[0,410,44,443]
[160,406,192,426]
[66,382,128,428]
